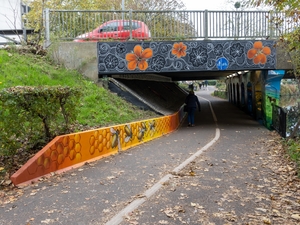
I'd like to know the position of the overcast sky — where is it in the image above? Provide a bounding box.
[182,0,270,11]
[182,0,233,10]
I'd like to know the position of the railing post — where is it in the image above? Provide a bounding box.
[21,3,29,43]
[281,107,287,138]
[129,9,133,40]
[43,8,51,48]
[269,11,274,39]
[204,10,208,40]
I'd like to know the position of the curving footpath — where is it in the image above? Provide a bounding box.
[1,87,294,225]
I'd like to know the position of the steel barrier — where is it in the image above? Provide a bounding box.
[272,105,287,138]
[43,9,294,44]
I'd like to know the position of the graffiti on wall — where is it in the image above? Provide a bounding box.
[264,70,285,129]
[98,40,276,75]
[11,111,184,186]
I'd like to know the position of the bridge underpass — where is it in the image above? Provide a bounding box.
[95,38,294,131]
[51,41,294,135]
[47,10,295,133]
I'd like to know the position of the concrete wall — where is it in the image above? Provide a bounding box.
[276,43,293,70]
[49,42,99,82]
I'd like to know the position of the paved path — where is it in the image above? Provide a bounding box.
[1,87,293,225]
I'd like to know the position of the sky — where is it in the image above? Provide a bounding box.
[182,0,232,10]
[182,0,269,11]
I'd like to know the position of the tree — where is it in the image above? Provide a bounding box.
[248,0,300,138]
[24,0,114,43]
[124,0,185,11]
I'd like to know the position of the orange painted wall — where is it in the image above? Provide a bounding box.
[11,110,184,186]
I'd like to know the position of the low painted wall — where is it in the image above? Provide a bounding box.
[11,108,186,186]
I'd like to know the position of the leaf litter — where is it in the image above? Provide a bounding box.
[1,130,300,224]
[126,131,300,224]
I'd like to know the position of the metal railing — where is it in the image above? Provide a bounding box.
[44,9,294,44]
[272,105,287,138]
[272,103,300,138]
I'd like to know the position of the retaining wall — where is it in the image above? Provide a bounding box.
[11,108,186,186]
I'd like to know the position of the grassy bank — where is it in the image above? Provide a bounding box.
[0,47,158,127]
[0,46,158,181]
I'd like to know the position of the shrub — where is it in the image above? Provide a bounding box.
[0,86,81,157]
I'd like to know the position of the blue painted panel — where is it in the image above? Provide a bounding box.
[265,70,285,99]
[98,40,276,75]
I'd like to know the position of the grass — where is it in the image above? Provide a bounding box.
[283,138,300,175]
[0,47,158,128]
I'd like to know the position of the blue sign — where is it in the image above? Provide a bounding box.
[216,57,229,70]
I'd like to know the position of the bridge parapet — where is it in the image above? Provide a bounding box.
[49,39,292,83]
[98,40,277,76]
[44,9,292,44]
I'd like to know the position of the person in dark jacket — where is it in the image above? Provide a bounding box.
[185,90,201,127]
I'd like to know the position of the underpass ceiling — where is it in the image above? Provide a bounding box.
[111,69,295,82]
[157,70,235,81]
[112,71,233,82]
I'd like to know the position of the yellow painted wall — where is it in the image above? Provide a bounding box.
[11,110,183,186]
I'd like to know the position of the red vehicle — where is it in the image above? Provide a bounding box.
[74,20,151,42]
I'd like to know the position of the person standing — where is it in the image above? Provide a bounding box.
[185,90,201,127]
[204,80,208,90]
[198,82,202,90]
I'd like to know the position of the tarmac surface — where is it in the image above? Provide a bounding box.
[1,87,296,225]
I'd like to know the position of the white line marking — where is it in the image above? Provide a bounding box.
[105,96,220,225]
[199,96,218,123]
[173,128,220,174]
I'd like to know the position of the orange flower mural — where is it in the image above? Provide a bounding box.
[126,45,153,71]
[172,42,187,58]
[247,41,271,64]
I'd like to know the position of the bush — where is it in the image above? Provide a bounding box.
[213,90,227,99]
[0,86,81,157]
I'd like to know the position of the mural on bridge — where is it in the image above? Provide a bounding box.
[98,40,276,75]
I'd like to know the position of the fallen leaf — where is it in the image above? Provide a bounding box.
[291,214,300,220]
[103,209,110,213]
[164,208,175,218]
[189,171,195,176]
[255,208,267,213]
[41,219,53,224]
[158,220,169,224]
[262,217,271,224]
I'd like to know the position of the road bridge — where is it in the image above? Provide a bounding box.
[47,9,294,133]
[46,9,293,79]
